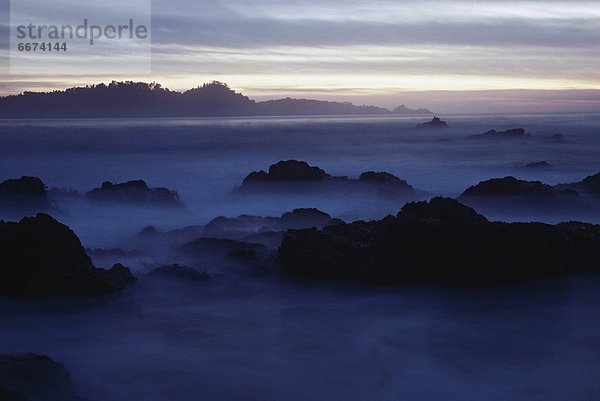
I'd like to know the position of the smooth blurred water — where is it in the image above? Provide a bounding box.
[1,114,600,401]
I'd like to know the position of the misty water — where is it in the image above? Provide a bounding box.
[1,113,600,400]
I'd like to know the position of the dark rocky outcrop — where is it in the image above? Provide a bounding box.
[0,354,87,401]
[148,264,210,282]
[180,238,267,261]
[0,214,135,297]
[525,161,552,169]
[468,128,530,139]
[416,117,448,128]
[239,161,415,196]
[278,197,600,287]
[458,176,572,199]
[243,160,330,183]
[205,208,334,237]
[555,172,600,196]
[0,177,53,212]
[85,179,181,206]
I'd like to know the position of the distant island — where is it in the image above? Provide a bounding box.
[0,81,432,118]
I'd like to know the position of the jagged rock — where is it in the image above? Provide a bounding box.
[459,177,568,198]
[469,128,530,139]
[556,172,600,195]
[148,264,210,281]
[525,161,552,169]
[85,179,181,206]
[359,171,414,190]
[239,161,415,197]
[0,213,135,297]
[243,160,330,183]
[278,197,600,287]
[0,177,53,211]
[416,117,448,128]
[205,208,333,237]
[0,354,87,401]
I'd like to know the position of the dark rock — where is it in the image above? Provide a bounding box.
[148,263,210,281]
[459,177,564,198]
[0,354,87,401]
[278,197,600,287]
[239,161,415,197]
[469,128,530,139]
[203,209,334,245]
[180,237,267,261]
[548,133,568,143]
[416,117,448,128]
[85,179,181,206]
[525,161,552,169]
[0,213,135,297]
[556,172,600,195]
[0,177,53,211]
[243,160,330,183]
[359,171,414,190]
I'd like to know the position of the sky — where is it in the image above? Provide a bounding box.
[1,0,600,113]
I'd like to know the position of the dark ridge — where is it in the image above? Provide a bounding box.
[0,81,432,118]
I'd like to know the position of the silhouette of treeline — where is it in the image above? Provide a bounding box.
[0,81,432,118]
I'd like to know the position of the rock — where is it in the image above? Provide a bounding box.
[85,179,181,206]
[0,213,135,297]
[148,264,210,281]
[459,177,565,198]
[180,237,267,261]
[416,117,448,128]
[0,177,53,212]
[548,133,568,143]
[468,128,530,139]
[359,171,414,190]
[239,161,415,197]
[525,161,552,169]
[278,197,600,287]
[0,354,87,401]
[556,172,600,195]
[243,160,330,183]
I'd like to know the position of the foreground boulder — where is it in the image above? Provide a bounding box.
[0,354,87,401]
[0,177,53,212]
[416,117,448,128]
[468,128,530,139]
[278,197,600,287]
[85,179,181,206]
[0,214,135,297]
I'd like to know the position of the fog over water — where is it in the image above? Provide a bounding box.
[1,113,599,400]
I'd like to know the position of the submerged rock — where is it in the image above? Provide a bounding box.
[148,264,210,282]
[416,117,448,128]
[0,213,135,297]
[469,128,530,139]
[0,176,53,212]
[278,197,600,286]
[525,161,552,169]
[85,179,181,206]
[0,354,87,401]
[205,208,334,236]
